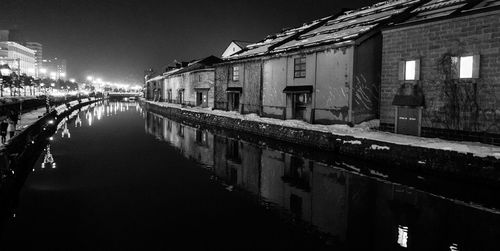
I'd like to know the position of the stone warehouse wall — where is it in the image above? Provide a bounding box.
[242,60,262,114]
[381,11,500,138]
[214,65,229,109]
[144,101,500,185]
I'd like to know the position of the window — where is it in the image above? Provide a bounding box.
[232,66,239,81]
[226,139,240,162]
[399,59,420,81]
[452,55,480,79]
[405,60,416,80]
[294,57,306,78]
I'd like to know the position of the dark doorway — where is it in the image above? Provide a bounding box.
[196,91,208,108]
[228,92,240,112]
[293,93,311,121]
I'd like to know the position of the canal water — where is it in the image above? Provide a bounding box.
[0,101,499,250]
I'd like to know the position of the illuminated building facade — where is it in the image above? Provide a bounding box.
[0,41,36,76]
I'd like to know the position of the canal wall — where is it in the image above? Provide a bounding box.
[0,97,105,228]
[0,97,105,182]
[143,101,500,185]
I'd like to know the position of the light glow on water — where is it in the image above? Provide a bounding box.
[397,225,409,248]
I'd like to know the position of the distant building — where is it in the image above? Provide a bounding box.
[380,0,500,144]
[42,57,67,79]
[0,41,36,76]
[25,42,43,77]
[0,29,25,44]
[146,56,222,108]
[221,40,252,59]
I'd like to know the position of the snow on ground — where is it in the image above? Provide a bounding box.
[17,107,47,130]
[147,101,500,159]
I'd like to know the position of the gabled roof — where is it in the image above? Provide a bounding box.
[167,55,222,76]
[392,0,500,27]
[275,0,422,52]
[227,0,425,60]
[232,40,252,49]
[228,15,333,59]
[146,75,164,83]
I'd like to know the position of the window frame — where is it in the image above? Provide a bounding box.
[232,66,240,81]
[399,59,420,81]
[452,55,480,79]
[294,57,306,79]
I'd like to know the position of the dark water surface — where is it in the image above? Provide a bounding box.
[0,101,499,250]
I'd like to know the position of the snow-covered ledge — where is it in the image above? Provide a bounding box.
[145,100,500,160]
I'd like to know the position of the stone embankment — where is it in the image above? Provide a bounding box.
[143,101,500,185]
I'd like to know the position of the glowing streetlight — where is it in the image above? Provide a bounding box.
[86,76,93,81]
[69,78,76,83]
[0,64,12,77]
[60,72,66,78]
[0,64,12,97]
[50,72,57,80]
[40,68,47,74]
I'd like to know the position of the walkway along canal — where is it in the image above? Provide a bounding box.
[0,100,499,250]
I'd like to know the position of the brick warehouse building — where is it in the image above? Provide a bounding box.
[380,0,500,145]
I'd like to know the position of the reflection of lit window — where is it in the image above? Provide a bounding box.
[449,243,459,251]
[405,60,416,80]
[397,225,408,248]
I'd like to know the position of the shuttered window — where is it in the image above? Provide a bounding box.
[451,55,480,79]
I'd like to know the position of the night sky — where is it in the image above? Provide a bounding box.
[1,0,380,85]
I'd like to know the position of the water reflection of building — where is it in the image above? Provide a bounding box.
[144,111,500,250]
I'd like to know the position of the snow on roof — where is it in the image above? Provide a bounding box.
[275,0,420,51]
[406,0,468,22]
[146,75,164,83]
[228,0,422,59]
[166,56,222,76]
[404,0,500,23]
[228,15,332,59]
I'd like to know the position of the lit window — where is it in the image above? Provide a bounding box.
[397,225,408,248]
[459,56,473,78]
[452,55,480,79]
[294,57,306,78]
[232,66,239,81]
[405,60,416,80]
